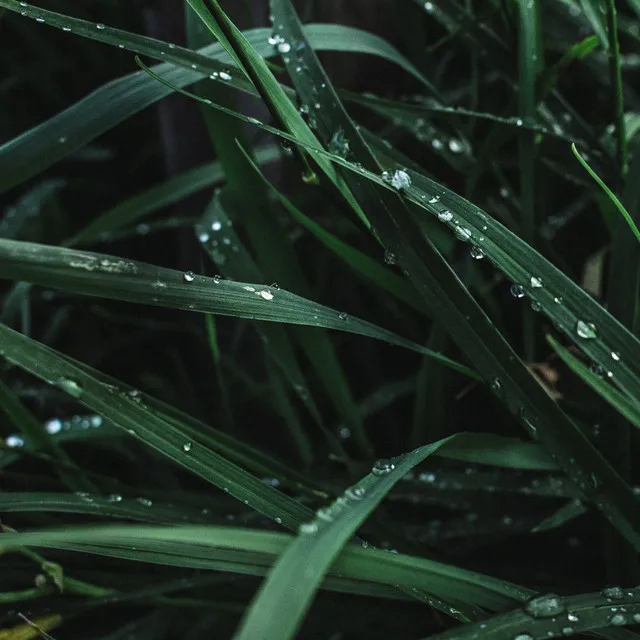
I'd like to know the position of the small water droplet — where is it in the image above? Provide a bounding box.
[576,320,598,340]
[454,226,472,242]
[256,289,274,301]
[562,627,574,636]
[530,276,543,288]
[511,284,526,298]
[339,426,351,439]
[470,246,484,260]
[567,613,579,623]
[219,71,232,81]
[382,169,412,191]
[448,138,464,153]
[611,614,627,626]
[56,378,83,398]
[384,250,397,265]
[45,418,62,435]
[372,459,396,476]
[213,275,222,284]
[611,351,620,361]
[5,434,24,448]
[183,441,192,453]
[345,487,366,500]
[108,494,123,503]
[603,586,624,600]
[513,635,534,640]
[491,378,503,394]
[338,312,348,321]
[437,210,453,222]
[183,271,195,283]
[137,497,153,507]
[35,16,45,23]
[96,23,106,30]
[299,522,318,535]
[525,594,566,618]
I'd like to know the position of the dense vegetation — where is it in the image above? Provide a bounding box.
[2,0,640,638]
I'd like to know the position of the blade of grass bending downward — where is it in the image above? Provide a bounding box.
[0,239,475,378]
[233,436,486,640]
[260,0,640,549]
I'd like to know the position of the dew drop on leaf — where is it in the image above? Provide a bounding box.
[510,284,525,299]
[183,271,195,283]
[530,276,543,288]
[437,210,453,222]
[384,250,397,265]
[576,320,598,340]
[524,593,566,618]
[5,434,24,448]
[56,378,83,399]
[470,246,484,260]
[372,459,396,476]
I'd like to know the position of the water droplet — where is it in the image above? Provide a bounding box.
[219,71,232,81]
[183,271,195,283]
[299,522,318,535]
[56,378,83,398]
[513,635,534,640]
[576,320,598,340]
[137,497,153,507]
[96,23,106,30]
[316,507,333,522]
[108,494,123,503]
[511,284,526,298]
[491,378,503,394]
[633,613,640,623]
[424,1,434,12]
[338,312,348,321]
[345,487,366,500]
[448,138,464,153]
[5,434,24,448]
[198,232,210,243]
[428,195,440,204]
[339,426,351,439]
[530,276,543,288]
[372,459,396,476]
[611,351,620,361]
[611,614,627,626]
[437,210,453,222]
[62,26,72,32]
[45,418,62,435]
[257,290,274,301]
[35,16,45,23]
[590,363,605,378]
[567,613,579,623]
[562,627,574,636]
[470,246,484,260]
[384,250,397,265]
[329,128,350,158]
[525,594,566,618]
[182,441,192,453]
[531,300,542,312]
[454,226,472,242]
[213,275,222,284]
[382,169,412,191]
[211,220,222,231]
[515,118,523,126]
[603,586,624,600]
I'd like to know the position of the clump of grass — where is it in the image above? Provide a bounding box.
[1,0,640,638]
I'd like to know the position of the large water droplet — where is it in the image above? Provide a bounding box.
[183,271,195,283]
[5,434,24,448]
[372,459,396,476]
[576,320,598,340]
[510,284,526,299]
[384,250,397,265]
[470,246,484,260]
[437,210,453,222]
[45,418,62,435]
[524,593,566,618]
[602,586,624,600]
[530,276,543,288]
[382,169,412,191]
[56,378,83,398]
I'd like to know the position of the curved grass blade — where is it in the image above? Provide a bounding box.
[0,492,213,525]
[424,588,640,640]
[572,143,640,243]
[233,434,503,640]
[0,239,476,377]
[0,524,531,612]
[532,499,588,533]
[67,146,279,248]
[0,323,316,531]
[264,0,640,550]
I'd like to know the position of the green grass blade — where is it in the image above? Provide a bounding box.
[0,239,476,377]
[0,323,316,530]
[572,143,640,244]
[233,434,506,639]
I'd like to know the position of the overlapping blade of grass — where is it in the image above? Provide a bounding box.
[0,379,91,491]
[0,239,475,376]
[0,492,213,525]
[0,524,531,611]
[66,146,279,248]
[548,336,640,430]
[423,588,640,640]
[532,498,587,533]
[249,0,640,547]
[0,323,316,530]
[518,0,541,361]
[196,189,323,463]
[234,435,495,640]
[0,1,427,194]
